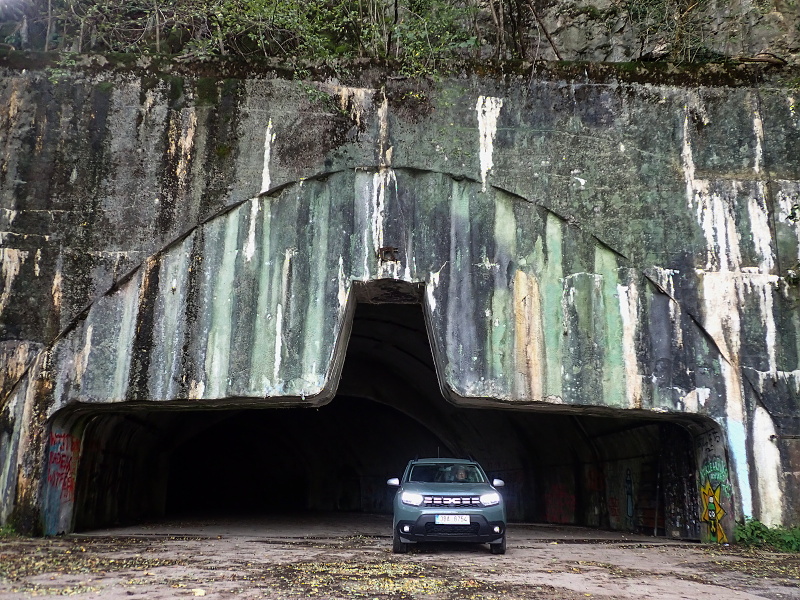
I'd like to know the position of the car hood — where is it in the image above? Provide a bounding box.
[400,482,497,495]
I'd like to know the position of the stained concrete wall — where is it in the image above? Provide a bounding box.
[0,56,799,535]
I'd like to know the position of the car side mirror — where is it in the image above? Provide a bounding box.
[492,479,505,487]
[387,478,400,487]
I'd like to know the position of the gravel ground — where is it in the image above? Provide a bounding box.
[1,514,798,599]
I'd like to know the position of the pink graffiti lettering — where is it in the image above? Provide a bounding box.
[47,432,80,502]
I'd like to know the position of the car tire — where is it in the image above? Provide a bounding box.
[393,530,409,554]
[490,534,506,555]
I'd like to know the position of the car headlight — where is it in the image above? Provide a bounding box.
[401,491,424,506]
[480,492,500,506]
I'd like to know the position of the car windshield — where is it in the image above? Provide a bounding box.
[407,463,484,483]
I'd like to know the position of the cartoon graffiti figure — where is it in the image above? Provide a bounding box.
[700,479,728,543]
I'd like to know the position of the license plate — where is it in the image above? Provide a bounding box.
[435,514,470,525]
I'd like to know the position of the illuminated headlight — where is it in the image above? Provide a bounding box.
[401,491,424,506]
[480,492,500,506]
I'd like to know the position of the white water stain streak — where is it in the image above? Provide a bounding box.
[426,262,448,313]
[752,406,783,525]
[244,197,260,262]
[683,109,742,272]
[617,282,643,409]
[378,94,392,166]
[51,265,63,310]
[260,119,275,194]
[273,303,283,384]
[751,369,800,393]
[699,271,741,371]
[747,183,774,273]
[75,324,93,385]
[204,217,239,398]
[752,99,765,175]
[337,256,348,312]
[273,248,295,387]
[476,96,503,192]
[172,109,197,187]
[0,248,28,316]
[112,285,140,402]
[681,110,703,210]
[372,169,400,280]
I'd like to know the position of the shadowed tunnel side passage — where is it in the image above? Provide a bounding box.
[66,302,705,538]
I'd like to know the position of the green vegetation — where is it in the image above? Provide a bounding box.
[0,0,480,74]
[734,518,800,552]
[0,523,19,538]
[0,0,787,72]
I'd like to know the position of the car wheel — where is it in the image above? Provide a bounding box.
[393,530,409,554]
[490,534,506,555]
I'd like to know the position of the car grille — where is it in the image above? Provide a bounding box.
[425,522,481,535]
[423,495,481,507]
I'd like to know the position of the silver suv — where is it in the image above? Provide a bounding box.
[387,458,506,554]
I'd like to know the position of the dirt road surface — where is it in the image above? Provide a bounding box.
[1,514,798,599]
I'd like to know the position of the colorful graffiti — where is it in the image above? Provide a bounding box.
[695,428,733,543]
[699,455,733,496]
[47,432,80,502]
[700,479,728,543]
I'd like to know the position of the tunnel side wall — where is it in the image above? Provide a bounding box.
[0,61,799,532]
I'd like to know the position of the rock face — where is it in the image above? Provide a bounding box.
[0,56,799,537]
[527,0,800,64]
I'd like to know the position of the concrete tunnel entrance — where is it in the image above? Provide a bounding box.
[63,300,707,539]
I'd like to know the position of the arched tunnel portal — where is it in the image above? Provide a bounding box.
[52,298,717,540]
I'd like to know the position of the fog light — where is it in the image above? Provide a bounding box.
[493,526,501,533]
[403,525,411,533]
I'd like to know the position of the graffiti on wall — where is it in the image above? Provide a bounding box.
[700,479,728,543]
[695,427,733,543]
[699,455,733,496]
[604,463,639,531]
[47,432,80,502]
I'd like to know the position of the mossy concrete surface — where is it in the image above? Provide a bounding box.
[0,57,799,534]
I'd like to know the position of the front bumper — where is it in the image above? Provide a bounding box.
[395,514,505,544]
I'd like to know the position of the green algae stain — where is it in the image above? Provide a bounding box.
[595,247,626,408]
[540,214,564,399]
[489,193,517,387]
[250,199,275,394]
[204,214,240,398]
[301,183,333,394]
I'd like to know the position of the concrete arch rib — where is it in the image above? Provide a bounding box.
[3,165,736,419]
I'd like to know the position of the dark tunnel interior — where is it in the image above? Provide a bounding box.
[66,300,705,538]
